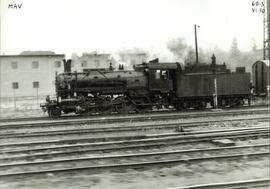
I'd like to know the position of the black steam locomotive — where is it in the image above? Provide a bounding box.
[41,57,251,117]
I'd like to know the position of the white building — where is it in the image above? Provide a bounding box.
[119,53,147,69]
[71,52,113,72]
[0,52,65,98]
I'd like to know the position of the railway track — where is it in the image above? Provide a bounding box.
[0,144,268,178]
[0,104,268,123]
[0,107,268,130]
[0,124,268,149]
[0,126,269,161]
[0,112,268,185]
[0,142,268,164]
[168,178,270,189]
[0,107,268,183]
[0,115,268,140]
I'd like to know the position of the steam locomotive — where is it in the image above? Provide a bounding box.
[41,57,251,117]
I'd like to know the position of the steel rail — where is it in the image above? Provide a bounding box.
[0,116,268,139]
[0,126,268,149]
[0,151,268,178]
[0,108,268,130]
[1,133,269,162]
[0,133,268,162]
[0,143,268,168]
[167,178,270,189]
[0,127,269,158]
[0,105,268,123]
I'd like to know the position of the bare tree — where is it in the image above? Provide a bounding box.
[230,37,241,58]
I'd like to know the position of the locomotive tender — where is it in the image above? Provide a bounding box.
[41,57,251,117]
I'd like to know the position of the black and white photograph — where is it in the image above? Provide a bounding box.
[0,0,269,188]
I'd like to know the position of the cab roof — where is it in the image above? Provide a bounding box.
[146,62,183,70]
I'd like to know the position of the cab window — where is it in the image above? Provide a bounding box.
[155,70,160,79]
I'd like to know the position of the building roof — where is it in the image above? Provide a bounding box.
[253,60,270,67]
[119,53,147,56]
[0,54,65,58]
[20,51,56,55]
[81,53,110,57]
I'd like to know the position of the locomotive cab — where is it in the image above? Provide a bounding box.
[146,62,182,93]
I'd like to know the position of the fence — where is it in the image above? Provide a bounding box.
[0,95,49,118]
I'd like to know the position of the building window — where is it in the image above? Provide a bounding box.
[55,61,61,68]
[12,82,19,89]
[32,61,39,69]
[11,62,18,69]
[81,60,87,67]
[94,60,100,68]
[33,81,39,88]
[131,59,136,65]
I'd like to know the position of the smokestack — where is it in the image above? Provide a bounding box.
[63,59,72,73]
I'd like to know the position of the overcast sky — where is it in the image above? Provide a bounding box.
[0,0,264,57]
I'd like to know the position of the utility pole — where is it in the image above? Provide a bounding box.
[263,2,266,60]
[194,24,199,64]
[212,54,218,109]
[267,0,270,59]
[0,0,2,117]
